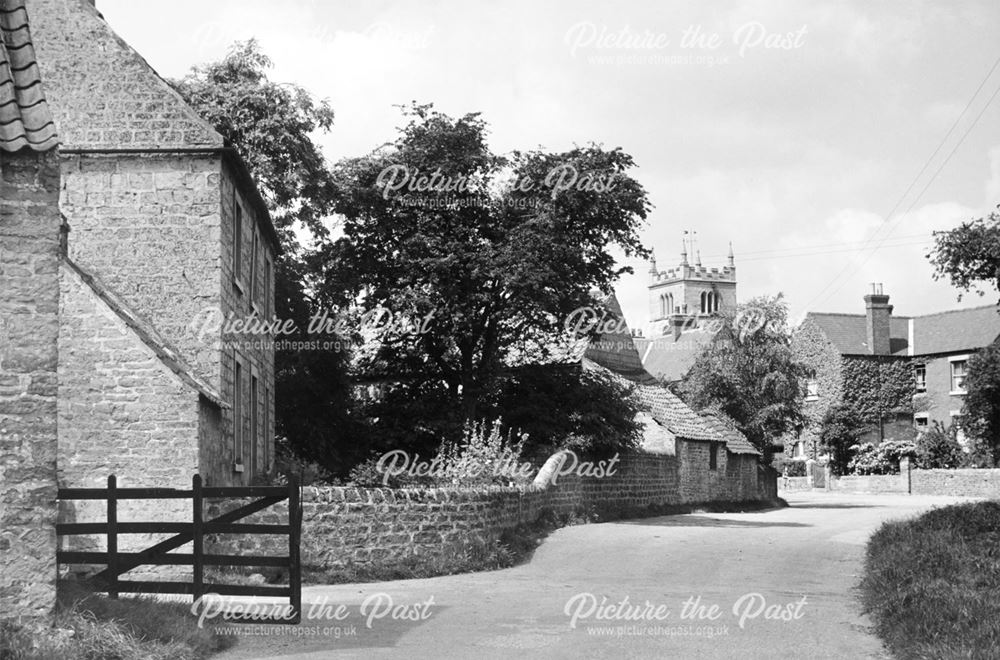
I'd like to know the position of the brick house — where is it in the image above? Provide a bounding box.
[26,0,279,491]
[791,285,1000,456]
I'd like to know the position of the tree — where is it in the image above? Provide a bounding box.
[172,40,337,241]
[928,208,1000,303]
[676,293,807,455]
[316,103,651,424]
[961,340,1000,465]
[172,41,356,474]
[820,404,872,475]
[489,365,643,461]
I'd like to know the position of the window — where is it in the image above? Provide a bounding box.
[250,229,260,312]
[700,292,707,314]
[264,258,273,319]
[914,364,926,392]
[950,359,967,394]
[233,357,243,472]
[914,413,929,430]
[805,379,819,401]
[264,384,271,472]
[709,443,718,470]
[950,411,967,444]
[250,372,259,476]
[233,199,244,292]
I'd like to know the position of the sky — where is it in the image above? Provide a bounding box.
[100,0,1000,330]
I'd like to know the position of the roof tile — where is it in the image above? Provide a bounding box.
[0,0,57,151]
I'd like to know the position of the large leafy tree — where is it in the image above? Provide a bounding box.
[928,208,1000,303]
[961,340,1000,465]
[316,103,651,422]
[172,41,357,473]
[676,293,808,455]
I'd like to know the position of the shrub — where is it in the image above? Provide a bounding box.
[914,421,964,469]
[819,404,868,476]
[434,419,531,486]
[859,501,1000,658]
[848,439,915,475]
[771,457,807,477]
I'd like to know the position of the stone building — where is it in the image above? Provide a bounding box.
[27,0,279,493]
[0,0,61,618]
[635,238,737,382]
[791,284,1000,456]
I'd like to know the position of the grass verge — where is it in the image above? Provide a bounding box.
[858,500,1000,659]
[0,581,236,660]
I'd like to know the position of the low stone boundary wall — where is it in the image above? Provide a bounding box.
[778,459,1000,498]
[910,468,1000,498]
[210,447,777,573]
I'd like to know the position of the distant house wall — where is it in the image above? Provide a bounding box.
[791,319,844,449]
[915,353,967,429]
[0,150,62,619]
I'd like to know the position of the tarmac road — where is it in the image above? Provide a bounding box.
[212,491,974,660]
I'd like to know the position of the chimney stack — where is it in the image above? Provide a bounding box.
[864,283,892,355]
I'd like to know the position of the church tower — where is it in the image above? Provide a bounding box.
[648,234,737,337]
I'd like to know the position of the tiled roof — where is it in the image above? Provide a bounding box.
[631,378,721,442]
[699,409,760,455]
[805,305,1000,357]
[64,256,226,408]
[635,330,713,382]
[0,0,57,151]
[583,292,649,379]
[912,305,1000,356]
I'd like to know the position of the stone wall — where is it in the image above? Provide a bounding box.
[826,473,908,494]
[910,468,1000,498]
[0,150,61,619]
[210,445,776,573]
[56,261,203,572]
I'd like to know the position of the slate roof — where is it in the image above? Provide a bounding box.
[65,256,226,408]
[0,0,57,151]
[805,305,1000,357]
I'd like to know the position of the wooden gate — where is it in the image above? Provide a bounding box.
[57,474,302,624]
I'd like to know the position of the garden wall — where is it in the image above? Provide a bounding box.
[210,444,777,573]
[910,468,1000,498]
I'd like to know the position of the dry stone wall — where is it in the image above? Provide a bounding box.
[210,446,776,574]
[0,150,61,619]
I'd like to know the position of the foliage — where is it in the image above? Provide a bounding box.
[859,501,1000,658]
[676,293,807,455]
[315,102,650,421]
[818,403,869,475]
[171,39,336,239]
[847,439,915,475]
[435,419,531,486]
[840,357,915,423]
[961,340,1000,466]
[0,582,235,660]
[928,208,1000,304]
[174,41,357,475]
[771,456,808,477]
[913,421,964,469]
[490,364,643,460]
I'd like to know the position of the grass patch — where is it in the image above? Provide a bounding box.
[859,500,1000,659]
[308,498,783,584]
[0,581,236,660]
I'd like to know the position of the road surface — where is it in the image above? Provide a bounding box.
[212,491,973,660]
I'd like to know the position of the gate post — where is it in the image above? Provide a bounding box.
[289,477,301,623]
[107,475,118,599]
[192,474,204,604]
